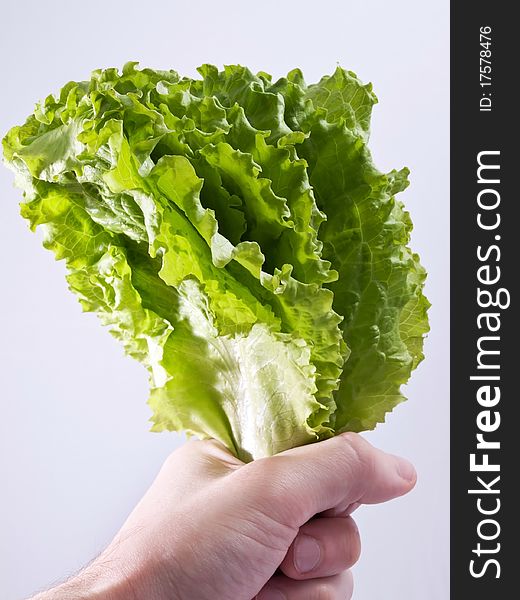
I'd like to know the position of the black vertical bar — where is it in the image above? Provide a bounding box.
[451,1,515,597]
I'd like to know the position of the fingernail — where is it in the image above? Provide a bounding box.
[396,457,416,483]
[294,534,321,573]
[257,590,286,600]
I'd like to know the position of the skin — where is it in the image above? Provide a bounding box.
[32,433,416,600]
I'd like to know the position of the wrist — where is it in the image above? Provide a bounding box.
[30,533,184,600]
[31,549,138,600]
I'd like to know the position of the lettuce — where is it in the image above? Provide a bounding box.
[2,63,429,461]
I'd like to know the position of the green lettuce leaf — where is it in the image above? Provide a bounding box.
[2,62,429,460]
[264,68,430,431]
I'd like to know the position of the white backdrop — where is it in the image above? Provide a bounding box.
[0,1,449,598]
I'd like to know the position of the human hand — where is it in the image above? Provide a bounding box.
[34,434,416,600]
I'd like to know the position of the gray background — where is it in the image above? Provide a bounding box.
[0,1,449,598]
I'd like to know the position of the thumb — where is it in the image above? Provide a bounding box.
[240,433,416,527]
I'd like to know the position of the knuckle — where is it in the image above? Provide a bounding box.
[313,582,336,600]
[165,440,195,462]
[337,432,365,455]
[336,433,374,474]
[162,439,213,473]
[338,431,363,444]
[334,433,376,500]
[163,448,181,469]
[346,522,362,565]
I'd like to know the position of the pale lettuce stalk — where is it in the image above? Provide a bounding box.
[3,63,429,461]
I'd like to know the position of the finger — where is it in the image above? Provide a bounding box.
[280,517,360,580]
[241,432,416,526]
[257,570,354,600]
